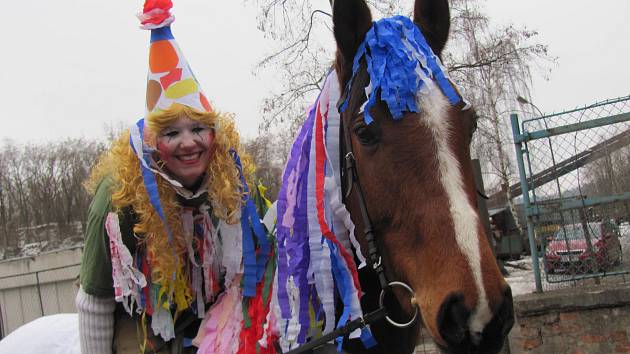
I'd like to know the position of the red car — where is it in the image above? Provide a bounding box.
[544,222,623,274]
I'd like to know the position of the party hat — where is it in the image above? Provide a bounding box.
[139,0,213,115]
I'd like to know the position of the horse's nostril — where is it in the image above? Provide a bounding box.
[436,289,514,354]
[470,331,482,346]
[437,293,470,346]
[467,286,515,354]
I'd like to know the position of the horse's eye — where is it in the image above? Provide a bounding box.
[353,122,380,146]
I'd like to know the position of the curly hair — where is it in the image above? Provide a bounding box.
[85,104,253,298]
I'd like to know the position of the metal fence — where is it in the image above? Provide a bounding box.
[0,263,80,338]
[511,95,630,292]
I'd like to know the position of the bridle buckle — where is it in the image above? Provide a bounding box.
[345,151,355,165]
[372,256,382,270]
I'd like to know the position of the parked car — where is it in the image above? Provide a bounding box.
[544,221,622,274]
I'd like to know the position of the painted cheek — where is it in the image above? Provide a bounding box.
[200,131,215,149]
[157,141,172,160]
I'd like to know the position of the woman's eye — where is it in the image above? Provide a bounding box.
[192,126,205,134]
[163,131,178,138]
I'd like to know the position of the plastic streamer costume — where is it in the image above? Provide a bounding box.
[273,68,372,352]
[104,1,278,353]
[273,15,465,352]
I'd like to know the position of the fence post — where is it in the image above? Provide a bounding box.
[0,302,4,339]
[35,272,44,316]
[510,113,543,293]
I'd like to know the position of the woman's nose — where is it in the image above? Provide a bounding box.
[178,131,198,148]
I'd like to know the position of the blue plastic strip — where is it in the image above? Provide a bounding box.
[150,26,174,42]
[360,327,377,349]
[240,207,257,297]
[325,239,353,349]
[230,149,270,297]
[129,119,174,244]
[340,16,461,124]
[136,251,147,309]
[404,16,461,105]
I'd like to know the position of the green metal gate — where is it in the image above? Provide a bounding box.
[511,95,630,292]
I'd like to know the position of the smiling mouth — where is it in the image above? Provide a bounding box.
[177,152,203,163]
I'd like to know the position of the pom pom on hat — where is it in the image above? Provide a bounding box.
[138,0,175,30]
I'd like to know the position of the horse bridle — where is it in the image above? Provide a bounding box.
[279,65,419,354]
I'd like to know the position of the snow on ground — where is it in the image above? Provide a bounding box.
[2,222,84,261]
[504,256,537,296]
[0,314,80,354]
[620,222,630,256]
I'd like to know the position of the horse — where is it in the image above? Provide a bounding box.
[271,0,514,353]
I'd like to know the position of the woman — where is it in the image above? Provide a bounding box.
[76,1,276,353]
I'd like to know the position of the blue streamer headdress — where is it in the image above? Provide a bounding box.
[340,16,466,123]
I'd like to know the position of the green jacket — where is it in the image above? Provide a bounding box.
[80,178,138,297]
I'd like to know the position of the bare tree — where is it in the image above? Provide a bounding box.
[0,139,104,256]
[243,134,285,201]
[445,0,554,232]
[0,148,10,250]
[250,0,554,224]
[251,0,409,133]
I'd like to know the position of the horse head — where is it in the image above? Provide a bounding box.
[332,0,514,353]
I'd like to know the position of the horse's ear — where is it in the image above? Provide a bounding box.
[413,0,451,58]
[333,0,372,84]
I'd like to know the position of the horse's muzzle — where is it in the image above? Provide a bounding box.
[436,287,514,354]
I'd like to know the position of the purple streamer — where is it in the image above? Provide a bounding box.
[276,105,317,318]
[287,106,316,342]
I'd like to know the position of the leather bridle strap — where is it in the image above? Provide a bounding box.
[340,114,389,291]
[279,307,387,354]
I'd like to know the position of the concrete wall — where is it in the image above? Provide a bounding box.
[0,248,82,337]
[509,282,630,353]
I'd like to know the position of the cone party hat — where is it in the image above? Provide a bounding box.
[139,0,213,115]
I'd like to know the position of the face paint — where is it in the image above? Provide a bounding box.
[156,116,214,189]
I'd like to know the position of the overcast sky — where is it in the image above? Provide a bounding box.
[1,0,629,144]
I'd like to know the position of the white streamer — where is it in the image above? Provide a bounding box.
[105,212,147,315]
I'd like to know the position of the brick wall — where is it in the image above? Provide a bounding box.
[509,283,630,353]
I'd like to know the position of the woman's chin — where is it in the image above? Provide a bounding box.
[178,174,206,190]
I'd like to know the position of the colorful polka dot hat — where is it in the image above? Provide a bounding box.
[139,0,213,115]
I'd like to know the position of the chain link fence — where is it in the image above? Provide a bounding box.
[511,95,630,292]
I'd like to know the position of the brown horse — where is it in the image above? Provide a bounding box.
[330,0,514,353]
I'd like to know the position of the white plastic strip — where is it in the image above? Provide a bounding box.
[105,212,147,315]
